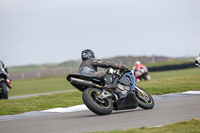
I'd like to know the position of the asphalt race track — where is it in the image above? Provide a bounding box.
[0,93,200,133]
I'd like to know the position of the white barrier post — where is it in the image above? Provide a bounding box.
[21,72,25,79]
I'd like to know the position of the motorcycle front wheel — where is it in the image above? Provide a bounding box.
[0,82,8,99]
[82,88,113,115]
[135,86,154,109]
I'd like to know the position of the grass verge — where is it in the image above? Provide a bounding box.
[9,74,75,96]
[137,68,200,95]
[86,118,200,133]
[0,91,83,115]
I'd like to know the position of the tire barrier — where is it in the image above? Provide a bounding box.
[148,63,196,72]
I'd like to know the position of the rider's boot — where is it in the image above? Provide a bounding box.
[103,75,117,90]
[104,84,117,90]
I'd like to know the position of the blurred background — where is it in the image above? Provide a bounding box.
[0,0,200,80]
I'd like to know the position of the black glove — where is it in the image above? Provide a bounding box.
[118,65,128,71]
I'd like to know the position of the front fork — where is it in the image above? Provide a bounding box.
[135,85,149,102]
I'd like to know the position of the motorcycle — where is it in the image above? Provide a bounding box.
[67,68,154,115]
[134,70,151,82]
[0,63,12,99]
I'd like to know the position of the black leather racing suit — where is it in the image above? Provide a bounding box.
[78,58,119,80]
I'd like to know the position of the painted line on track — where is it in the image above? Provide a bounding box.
[41,104,88,113]
[181,91,200,95]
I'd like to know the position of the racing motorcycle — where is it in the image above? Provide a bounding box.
[0,63,12,99]
[67,68,154,115]
[134,70,151,82]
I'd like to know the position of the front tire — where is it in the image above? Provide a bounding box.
[82,88,113,115]
[135,86,154,109]
[0,82,8,99]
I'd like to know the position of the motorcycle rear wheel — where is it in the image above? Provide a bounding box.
[0,82,8,99]
[135,86,154,109]
[82,88,113,115]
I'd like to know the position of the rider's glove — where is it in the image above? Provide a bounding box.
[118,65,128,71]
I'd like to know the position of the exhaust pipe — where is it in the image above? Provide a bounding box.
[70,77,102,88]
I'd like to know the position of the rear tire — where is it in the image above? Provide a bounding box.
[82,88,113,115]
[0,82,8,99]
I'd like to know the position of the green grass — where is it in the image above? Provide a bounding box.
[137,68,200,95]
[0,91,83,115]
[148,67,199,80]
[0,68,199,116]
[9,74,75,96]
[87,118,200,133]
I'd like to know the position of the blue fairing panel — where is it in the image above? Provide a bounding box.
[128,75,135,91]
[118,71,135,91]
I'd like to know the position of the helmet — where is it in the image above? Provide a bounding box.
[135,61,141,65]
[81,49,95,60]
[195,56,200,67]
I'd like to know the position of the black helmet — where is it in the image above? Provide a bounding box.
[81,49,95,60]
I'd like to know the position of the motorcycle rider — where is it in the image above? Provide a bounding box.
[0,60,8,74]
[78,49,127,90]
[132,61,151,82]
[0,60,12,88]
[195,55,200,67]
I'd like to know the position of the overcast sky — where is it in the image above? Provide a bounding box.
[0,0,200,66]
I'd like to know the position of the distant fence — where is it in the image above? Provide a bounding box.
[148,63,196,72]
[9,68,78,80]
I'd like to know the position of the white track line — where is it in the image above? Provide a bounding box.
[181,91,200,95]
[41,104,88,113]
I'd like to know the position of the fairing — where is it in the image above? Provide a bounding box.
[118,72,135,91]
